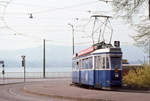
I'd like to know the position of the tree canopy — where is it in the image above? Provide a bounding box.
[112,0,150,51]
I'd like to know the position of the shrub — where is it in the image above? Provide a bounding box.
[123,65,150,89]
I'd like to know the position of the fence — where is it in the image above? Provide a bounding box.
[0,72,72,78]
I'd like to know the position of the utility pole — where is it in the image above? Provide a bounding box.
[68,23,75,55]
[149,39,150,65]
[43,39,46,78]
[149,0,150,19]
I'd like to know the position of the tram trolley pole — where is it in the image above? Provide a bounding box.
[21,56,26,82]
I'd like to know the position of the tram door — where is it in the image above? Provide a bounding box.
[94,55,110,88]
[78,60,81,84]
[94,56,104,88]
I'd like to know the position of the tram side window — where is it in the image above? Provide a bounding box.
[72,61,75,70]
[79,60,82,68]
[102,57,105,68]
[76,61,79,69]
[72,61,78,70]
[95,56,103,69]
[82,59,85,69]
[106,57,109,69]
[88,57,93,69]
[82,57,92,69]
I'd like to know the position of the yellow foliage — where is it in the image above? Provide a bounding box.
[123,65,150,88]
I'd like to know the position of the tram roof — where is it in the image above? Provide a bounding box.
[73,42,122,58]
[73,47,122,59]
[93,47,121,53]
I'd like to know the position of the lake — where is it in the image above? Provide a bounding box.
[0,67,72,78]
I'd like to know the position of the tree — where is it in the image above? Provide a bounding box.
[112,0,150,51]
[112,0,146,20]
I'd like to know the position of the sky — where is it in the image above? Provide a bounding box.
[0,0,146,50]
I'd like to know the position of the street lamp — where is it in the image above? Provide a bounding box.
[42,39,52,78]
[43,39,46,78]
[68,23,75,55]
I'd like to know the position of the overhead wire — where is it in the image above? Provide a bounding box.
[0,0,12,32]
[0,0,53,42]
[4,0,101,15]
[31,0,100,14]
[0,0,100,40]
[0,0,117,45]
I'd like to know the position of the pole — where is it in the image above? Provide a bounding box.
[2,64,4,84]
[24,60,26,82]
[149,39,150,65]
[68,23,75,55]
[21,56,26,83]
[149,0,150,19]
[43,39,46,78]
[72,26,75,55]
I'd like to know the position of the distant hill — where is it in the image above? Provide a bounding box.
[0,45,73,67]
[0,44,146,67]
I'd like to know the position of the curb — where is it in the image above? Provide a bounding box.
[22,87,113,101]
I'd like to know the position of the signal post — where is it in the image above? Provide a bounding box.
[21,56,26,82]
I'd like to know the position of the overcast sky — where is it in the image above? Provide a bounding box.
[0,0,144,50]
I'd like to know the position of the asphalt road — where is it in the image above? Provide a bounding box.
[0,78,150,101]
[0,79,71,101]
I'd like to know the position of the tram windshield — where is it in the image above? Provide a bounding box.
[111,57,121,69]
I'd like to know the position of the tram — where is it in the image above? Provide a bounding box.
[72,41,122,89]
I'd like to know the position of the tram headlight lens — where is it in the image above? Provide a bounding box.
[115,73,119,77]
[114,67,119,77]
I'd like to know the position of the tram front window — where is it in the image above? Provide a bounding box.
[111,57,121,69]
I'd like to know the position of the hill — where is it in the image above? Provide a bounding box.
[0,44,146,67]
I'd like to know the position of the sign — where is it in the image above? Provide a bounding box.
[22,61,25,67]
[21,56,25,60]
[0,61,4,64]
[2,70,5,75]
[21,56,25,67]
[78,46,94,56]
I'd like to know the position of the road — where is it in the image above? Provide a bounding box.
[0,79,71,101]
[0,78,150,101]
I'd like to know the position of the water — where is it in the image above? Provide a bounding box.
[0,67,72,78]
[3,67,72,72]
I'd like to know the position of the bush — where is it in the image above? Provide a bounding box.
[123,65,150,89]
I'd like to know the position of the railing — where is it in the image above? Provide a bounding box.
[0,72,72,78]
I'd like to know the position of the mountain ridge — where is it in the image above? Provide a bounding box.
[0,44,146,67]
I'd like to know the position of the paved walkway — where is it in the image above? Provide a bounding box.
[22,78,150,101]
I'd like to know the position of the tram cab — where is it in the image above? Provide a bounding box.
[72,41,122,89]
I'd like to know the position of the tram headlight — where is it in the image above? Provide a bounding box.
[114,67,119,78]
[115,73,119,78]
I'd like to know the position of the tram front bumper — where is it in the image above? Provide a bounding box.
[110,81,122,86]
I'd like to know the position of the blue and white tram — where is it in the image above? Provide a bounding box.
[72,41,122,89]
